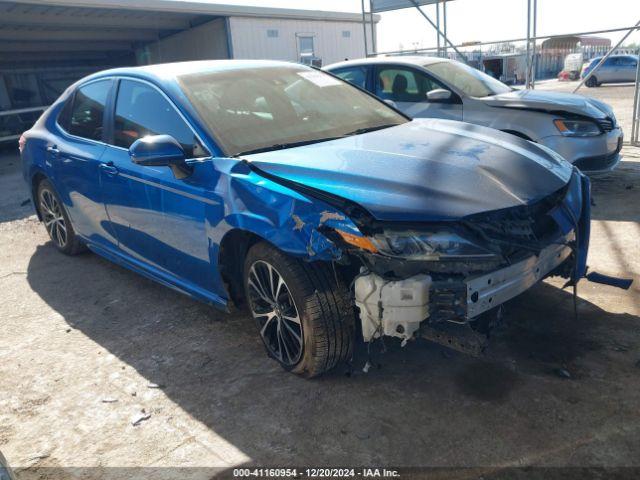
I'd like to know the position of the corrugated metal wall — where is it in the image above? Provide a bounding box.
[228,16,371,66]
[138,18,230,64]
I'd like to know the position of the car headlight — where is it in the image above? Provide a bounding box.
[554,119,601,137]
[336,228,498,260]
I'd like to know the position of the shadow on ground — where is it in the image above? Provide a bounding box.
[24,240,640,468]
[589,153,640,222]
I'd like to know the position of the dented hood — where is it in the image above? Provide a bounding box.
[482,89,614,119]
[244,119,573,222]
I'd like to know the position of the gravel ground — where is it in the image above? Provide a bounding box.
[0,81,639,479]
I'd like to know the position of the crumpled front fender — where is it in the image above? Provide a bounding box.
[215,158,361,261]
[548,168,591,281]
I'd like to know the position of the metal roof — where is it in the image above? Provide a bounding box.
[5,0,380,23]
[0,0,378,69]
[370,0,452,13]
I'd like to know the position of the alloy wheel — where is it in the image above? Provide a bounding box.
[247,260,303,366]
[39,188,67,248]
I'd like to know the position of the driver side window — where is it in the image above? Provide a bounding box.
[113,79,209,158]
[375,66,446,103]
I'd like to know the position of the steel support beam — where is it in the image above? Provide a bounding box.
[525,0,538,88]
[531,0,537,88]
[408,0,467,63]
[0,29,159,43]
[436,1,441,57]
[443,0,447,57]
[0,52,117,63]
[525,0,531,88]
[632,50,640,146]
[0,41,132,53]
[369,0,377,54]
[361,0,369,56]
[0,11,191,30]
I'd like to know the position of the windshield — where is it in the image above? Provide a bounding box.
[177,66,407,156]
[424,61,512,98]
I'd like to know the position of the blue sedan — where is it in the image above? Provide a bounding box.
[20,60,590,376]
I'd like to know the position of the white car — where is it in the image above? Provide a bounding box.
[325,56,623,174]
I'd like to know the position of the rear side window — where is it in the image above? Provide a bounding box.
[332,66,368,89]
[62,80,110,141]
[618,56,637,67]
[113,79,208,158]
[57,95,74,131]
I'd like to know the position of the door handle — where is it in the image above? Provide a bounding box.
[99,161,119,176]
[46,145,60,155]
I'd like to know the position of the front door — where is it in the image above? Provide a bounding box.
[599,57,616,83]
[619,56,638,82]
[99,78,221,293]
[374,65,463,120]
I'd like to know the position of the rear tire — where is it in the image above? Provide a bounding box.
[585,76,598,88]
[37,179,85,255]
[244,242,355,378]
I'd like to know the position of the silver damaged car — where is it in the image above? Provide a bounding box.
[326,56,623,174]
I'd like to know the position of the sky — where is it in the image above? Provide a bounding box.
[178,0,640,52]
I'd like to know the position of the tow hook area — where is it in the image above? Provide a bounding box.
[354,272,432,344]
[419,323,488,357]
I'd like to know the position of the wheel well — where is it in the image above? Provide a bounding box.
[218,228,358,311]
[218,229,263,309]
[31,172,47,220]
[501,130,533,142]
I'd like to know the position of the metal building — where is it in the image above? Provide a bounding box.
[0,0,379,142]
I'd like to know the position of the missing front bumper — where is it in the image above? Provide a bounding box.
[353,170,588,342]
[466,242,572,318]
[354,243,572,344]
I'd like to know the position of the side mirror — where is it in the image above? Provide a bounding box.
[129,135,191,179]
[383,99,398,108]
[426,88,452,102]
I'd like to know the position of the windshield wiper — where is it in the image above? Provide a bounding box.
[234,136,344,157]
[343,123,400,136]
[233,124,400,157]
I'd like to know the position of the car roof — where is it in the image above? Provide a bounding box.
[592,54,636,61]
[325,55,450,71]
[81,59,310,86]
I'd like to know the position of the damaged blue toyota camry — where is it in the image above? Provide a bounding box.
[20,60,590,377]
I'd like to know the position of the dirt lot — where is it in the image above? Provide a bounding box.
[1,82,639,479]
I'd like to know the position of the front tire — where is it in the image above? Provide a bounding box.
[244,242,355,378]
[585,76,598,88]
[37,179,84,255]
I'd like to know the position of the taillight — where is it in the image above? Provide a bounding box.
[18,133,26,154]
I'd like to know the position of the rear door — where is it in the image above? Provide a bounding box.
[99,78,219,292]
[373,65,462,120]
[51,78,117,248]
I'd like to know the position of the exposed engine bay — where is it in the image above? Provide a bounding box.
[341,169,591,350]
